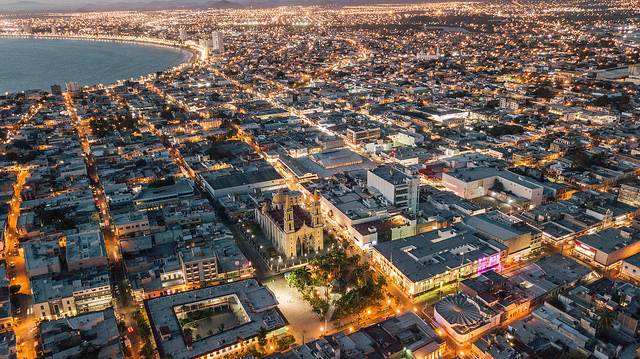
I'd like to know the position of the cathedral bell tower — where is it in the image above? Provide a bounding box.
[312,189,322,228]
[284,195,294,234]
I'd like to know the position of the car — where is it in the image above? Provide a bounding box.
[9,262,15,268]
[13,243,17,248]
[12,250,18,256]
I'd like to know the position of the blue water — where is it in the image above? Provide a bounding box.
[0,37,192,94]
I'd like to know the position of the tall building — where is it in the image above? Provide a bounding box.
[255,189,323,258]
[22,25,32,34]
[212,31,224,53]
[65,81,79,93]
[367,165,420,214]
[50,85,62,95]
[179,28,187,41]
[50,25,57,35]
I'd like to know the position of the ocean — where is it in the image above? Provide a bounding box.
[0,37,192,94]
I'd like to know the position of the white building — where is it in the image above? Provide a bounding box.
[367,166,420,214]
[212,31,224,53]
[442,167,545,205]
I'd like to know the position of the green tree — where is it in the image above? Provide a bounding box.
[139,339,156,359]
[9,285,20,294]
[597,309,614,332]
[257,327,268,347]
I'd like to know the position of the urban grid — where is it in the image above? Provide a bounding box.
[1,0,640,359]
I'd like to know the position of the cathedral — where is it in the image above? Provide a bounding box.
[255,189,323,258]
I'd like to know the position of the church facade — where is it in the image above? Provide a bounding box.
[255,189,323,258]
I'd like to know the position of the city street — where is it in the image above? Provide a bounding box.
[5,169,36,359]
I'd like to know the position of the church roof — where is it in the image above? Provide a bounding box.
[265,205,314,232]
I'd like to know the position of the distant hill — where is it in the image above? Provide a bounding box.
[0,0,471,13]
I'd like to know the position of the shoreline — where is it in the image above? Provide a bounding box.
[0,33,201,63]
[0,33,204,93]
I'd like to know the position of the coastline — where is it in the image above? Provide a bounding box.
[0,33,201,63]
[0,34,203,93]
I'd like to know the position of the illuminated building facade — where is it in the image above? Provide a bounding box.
[371,228,507,297]
[255,189,323,258]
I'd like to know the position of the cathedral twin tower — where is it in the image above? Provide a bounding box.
[255,189,324,258]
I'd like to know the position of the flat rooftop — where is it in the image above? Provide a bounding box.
[373,230,506,283]
[577,227,640,254]
[146,279,287,359]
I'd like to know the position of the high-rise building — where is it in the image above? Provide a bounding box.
[212,31,224,53]
[51,25,57,35]
[22,25,32,34]
[65,81,79,93]
[367,165,420,214]
[50,85,62,95]
[179,28,187,41]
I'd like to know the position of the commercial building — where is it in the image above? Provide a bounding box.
[278,148,377,181]
[442,167,545,205]
[463,211,542,262]
[434,293,501,343]
[146,279,288,359]
[288,311,445,359]
[133,181,195,210]
[30,270,113,320]
[572,226,640,268]
[201,168,285,198]
[367,166,420,214]
[371,229,507,296]
[345,126,380,143]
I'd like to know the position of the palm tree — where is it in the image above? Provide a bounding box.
[597,309,614,333]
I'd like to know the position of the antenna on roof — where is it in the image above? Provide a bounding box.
[389,148,397,178]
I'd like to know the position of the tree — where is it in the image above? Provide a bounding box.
[597,309,614,332]
[257,327,268,347]
[217,323,225,333]
[9,285,20,294]
[139,340,156,359]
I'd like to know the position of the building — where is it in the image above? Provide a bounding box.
[346,126,380,143]
[146,279,288,359]
[65,230,108,272]
[463,211,542,262]
[212,31,224,53]
[39,308,124,359]
[621,252,640,284]
[472,334,521,359]
[372,229,507,297]
[278,148,377,181]
[434,293,501,343]
[30,270,112,320]
[201,168,285,198]
[112,211,150,237]
[351,214,416,249]
[442,167,545,205]
[618,182,640,207]
[179,28,187,41]
[133,181,195,210]
[367,166,420,214]
[255,189,323,258]
[178,246,218,285]
[572,226,640,268]
[0,331,16,359]
[287,311,445,359]
[65,81,79,93]
[501,253,594,308]
[23,240,62,278]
